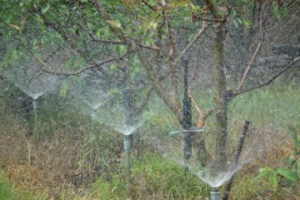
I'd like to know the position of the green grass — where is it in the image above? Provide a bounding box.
[228,82,300,129]
[0,173,16,200]
[89,154,209,200]
[0,172,45,200]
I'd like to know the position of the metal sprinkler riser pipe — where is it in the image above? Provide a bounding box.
[210,189,221,200]
[33,100,37,110]
[91,109,96,120]
[124,136,131,151]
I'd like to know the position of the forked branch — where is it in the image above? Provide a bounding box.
[188,91,213,128]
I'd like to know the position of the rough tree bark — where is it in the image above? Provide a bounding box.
[213,21,228,166]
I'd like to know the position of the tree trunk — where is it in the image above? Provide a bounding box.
[213,22,228,167]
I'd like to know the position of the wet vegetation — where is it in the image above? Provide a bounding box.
[1,0,300,199]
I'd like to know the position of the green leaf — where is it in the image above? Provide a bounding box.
[108,88,118,95]
[233,19,239,28]
[288,125,298,145]
[148,21,158,30]
[110,63,118,70]
[231,9,237,18]
[3,12,13,23]
[96,29,101,38]
[242,19,251,28]
[11,49,18,61]
[42,3,50,14]
[107,20,121,29]
[254,167,272,180]
[277,167,298,181]
[60,82,68,97]
[118,45,126,54]
[269,171,278,188]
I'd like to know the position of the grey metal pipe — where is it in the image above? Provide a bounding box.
[90,109,97,164]
[211,188,221,200]
[91,109,96,134]
[124,135,131,186]
[32,100,38,134]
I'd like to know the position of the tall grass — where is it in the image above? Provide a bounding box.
[0,80,299,199]
[228,81,300,128]
[89,154,209,200]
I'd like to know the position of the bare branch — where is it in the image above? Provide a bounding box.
[43,54,127,76]
[196,17,224,22]
[236,41,262,91]
[136,86,154,115]
[236,1,266,91]
[90,38,125,45]
[234,57,300,97]
[174,21,208,65]
[136,71,169,115]
[26,48,54,72]
[91,37,160,51]
[137,43,161,51]
[19,40,54,72]
[137,50,182,121]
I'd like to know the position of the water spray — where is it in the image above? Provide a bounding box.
[210,188,221,200]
